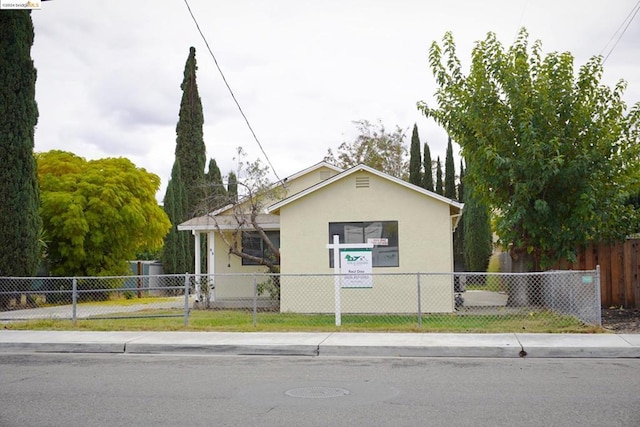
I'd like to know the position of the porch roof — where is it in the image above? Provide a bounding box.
[177,213,280,232]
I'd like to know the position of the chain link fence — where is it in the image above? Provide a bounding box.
[1,269,601,330]
[0,274,192,323]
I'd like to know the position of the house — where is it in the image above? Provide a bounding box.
[178,162,463,313]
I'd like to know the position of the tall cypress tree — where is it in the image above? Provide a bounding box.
[463,161,493,272]
[227,172,238,204]
[0,11,41,281]
[162,161,187,274]
[458,160,465,202]
[204,158,227,210]
[175,46,206,217]
[422,142,434,191]
[444,137,456,199]
[453,160,466,270]
[435,156,444,195]
[162,47,206,273]
[409,124,422,186]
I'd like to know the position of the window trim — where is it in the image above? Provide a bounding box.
[241,230,280,266]
[328,220,399,268]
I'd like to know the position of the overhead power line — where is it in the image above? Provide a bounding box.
[182,0,283,184]
[601,0,640,64]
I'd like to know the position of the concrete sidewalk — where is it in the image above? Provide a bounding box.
[1,330,639,358]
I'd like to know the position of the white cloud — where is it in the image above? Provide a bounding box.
[30,0,640,199]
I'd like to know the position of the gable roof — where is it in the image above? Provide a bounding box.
[281,161,343,184]
[178,161,344,231]
[204,161,343,218]
[267,164,464,214]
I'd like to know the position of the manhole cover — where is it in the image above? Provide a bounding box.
[285,386,351,399]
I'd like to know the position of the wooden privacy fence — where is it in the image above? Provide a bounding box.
[556,239,640,308]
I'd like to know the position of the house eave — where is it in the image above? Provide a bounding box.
[178,213,281,233]
[177,223,281,232]
[268,164,464,214]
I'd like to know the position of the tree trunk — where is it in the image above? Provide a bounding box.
[506,251,542,307]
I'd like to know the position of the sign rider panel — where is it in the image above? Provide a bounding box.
[340,248,373,288]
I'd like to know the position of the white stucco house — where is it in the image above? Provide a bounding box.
[178,161,463,313]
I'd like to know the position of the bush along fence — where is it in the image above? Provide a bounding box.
[0,269,601,331]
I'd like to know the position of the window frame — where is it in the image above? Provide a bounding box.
[328,220,399,268]
[241,230,280,266]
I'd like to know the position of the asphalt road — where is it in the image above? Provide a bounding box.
[1,354,639,427]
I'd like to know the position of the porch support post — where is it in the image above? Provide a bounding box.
[207,231,215,302]
[193,231,201,300]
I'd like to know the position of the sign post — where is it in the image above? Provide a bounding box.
[326,235,374,326]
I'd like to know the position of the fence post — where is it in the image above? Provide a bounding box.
[417,273,422,328]
[183,273,190,326]
[596,265,602,326]
[72,277,77,324]
[253,275,258,327]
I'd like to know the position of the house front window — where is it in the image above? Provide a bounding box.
[242,231,280,265]
[328,221,399,267]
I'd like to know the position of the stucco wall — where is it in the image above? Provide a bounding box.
[208,231,273,299]
[280,273,453,314]
[280,171,454,273]
[278,170,455,313]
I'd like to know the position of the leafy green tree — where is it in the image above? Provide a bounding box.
[162,47,207,273]
[325,119,407,178]
[37,151,171,276]
[0,11,41,282]
[409,124,422,185]
[211,150,283,272]
[419,28,640,271]
[422,142,434,191]
[435,157,443,195]
[444,137,456,199]
[189,147,288,302]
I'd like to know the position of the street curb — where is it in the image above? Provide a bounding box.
[1,331,638,358]
[124,343,319,356]
[515,333,640,358]
[318,345,522,358]
[0,342,126,353]
[121,331,329,357]
[317,333,523,358]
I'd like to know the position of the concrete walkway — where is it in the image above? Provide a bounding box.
[1,330,638,358]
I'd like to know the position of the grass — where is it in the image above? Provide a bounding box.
[4,308,604,333]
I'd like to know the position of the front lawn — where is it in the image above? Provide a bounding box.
[4,308,603,333]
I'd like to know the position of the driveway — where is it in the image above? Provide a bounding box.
[0,297,188,322]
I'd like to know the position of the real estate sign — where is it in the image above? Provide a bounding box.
[340,248,373,288]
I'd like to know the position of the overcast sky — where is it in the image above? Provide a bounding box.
[30,0,640,200]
